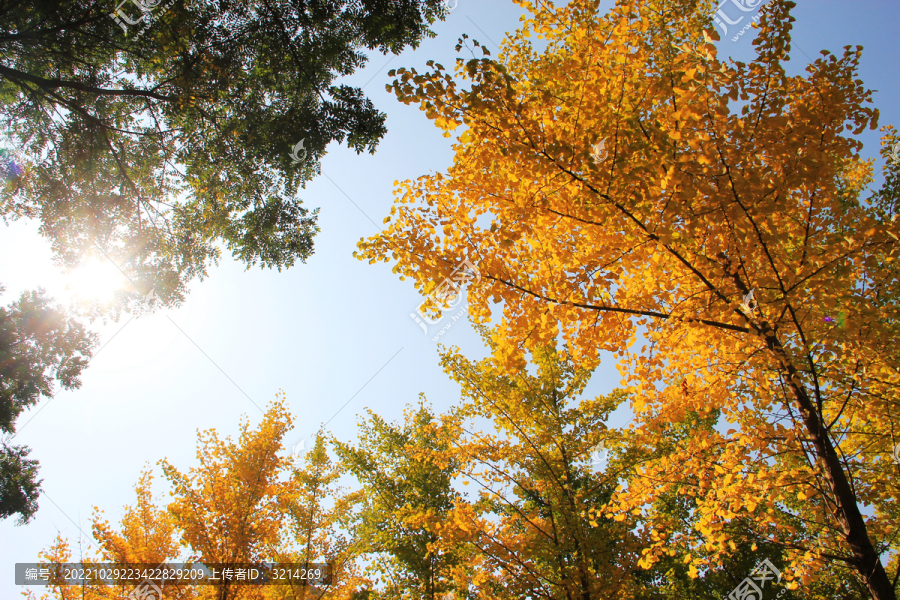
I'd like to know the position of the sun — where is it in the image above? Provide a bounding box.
[65,258,130,303]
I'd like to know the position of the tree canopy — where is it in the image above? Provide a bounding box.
[0,0,449,526]
[0,286,96,523]
[33,349,868,599]
[358,0,900,597]
[1,0,450,312]
[20,0,900,598]
[28,397,368,600]
[334,403,465,598]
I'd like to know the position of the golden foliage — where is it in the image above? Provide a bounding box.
[358,0,900,597]
[33,396,367,600]
[437,340,643,598]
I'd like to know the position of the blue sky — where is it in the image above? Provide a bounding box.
[3,0,900,593]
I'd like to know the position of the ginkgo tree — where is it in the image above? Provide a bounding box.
[277,433,367,599]
[436,339,860,599]
[334,404,466,599]
[435,340,644,599]
[357,0,900,598]
[27,470,195,600]
[29,397,369,600]
[159,401,294,600]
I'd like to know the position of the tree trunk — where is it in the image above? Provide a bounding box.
[766,332,896,600]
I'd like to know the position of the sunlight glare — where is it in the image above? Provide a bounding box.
[65,258,129,302]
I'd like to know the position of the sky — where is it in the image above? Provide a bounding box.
[3,0,900,594]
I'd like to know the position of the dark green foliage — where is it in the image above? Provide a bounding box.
[0,0,449,311]
[0,285,96,523]
[0,441,41,524]
[0,286,96,433]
